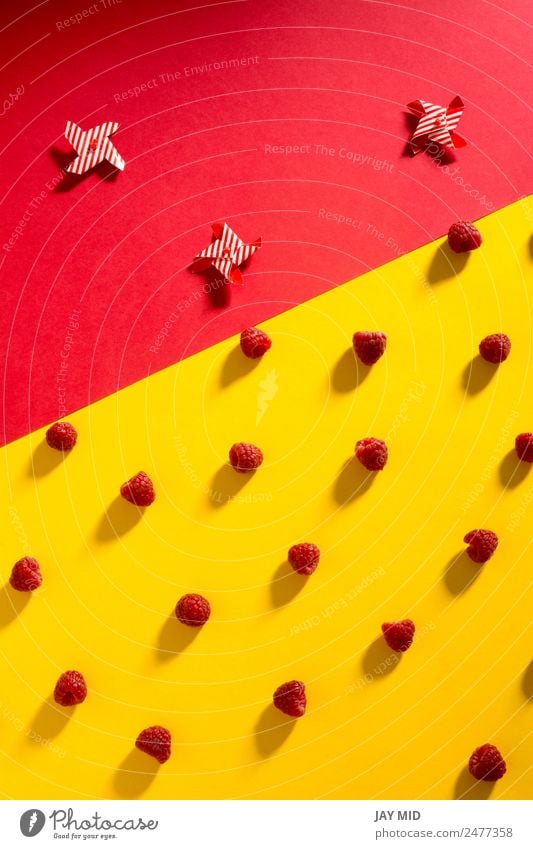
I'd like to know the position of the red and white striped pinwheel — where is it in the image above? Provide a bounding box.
[407,96,466,155]
[191,222,261,286]
[64,120,125,174]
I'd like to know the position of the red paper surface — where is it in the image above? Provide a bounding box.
[1,0,532,445]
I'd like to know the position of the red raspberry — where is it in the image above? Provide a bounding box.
[45,421,77,451]
[515,432,533,463]
[468,744,506,781]
[447,221,482,253]
[229,442,263,472]
[9,557,42,592]
[135,725,171,764]
[175,593,210,627]
[355,437,388,471]
[464,529,498,564]
[479,334,511,364]
[240,327,272,359]
[288,543,320,576]
[381,620,415,653]
[273,680,306,717]
[54,670,87,706]
[120,471,155,506]
[353,331,387,365]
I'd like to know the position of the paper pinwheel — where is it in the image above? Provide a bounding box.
[191,222,262,285]
[64,120,125,174]
[407,97,466,155]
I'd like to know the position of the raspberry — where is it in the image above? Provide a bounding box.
[175,593,211,627]
[240,327,272,359]
[353,331,387,365]
[479,334,511,364]
[135,725,171,764]
[273,680,306,717]
[120,471,155,506]
[447,221,482,253]
[464,529,498,563]
[515,432,533,463]
[468,744,506,781]
[229,442,263,472]
[9,557,42,592]
[381,620,415,653]
[45,421,77,451]
[288,543,320,576]
[355,437,388,471]
[54,670,87,706]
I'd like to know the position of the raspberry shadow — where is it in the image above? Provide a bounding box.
[461,355,497,395]
[0,585,31,627]
[499,449,531,489]
[270,561,310,608]
[454,766,495,800]
[443,551,481,595]
[331,349,371,393]
[28,440,68,478]
[114,748,161,798]
[220,344,261,387]
[155,612,201,661]
[209,464,256,507]
[29,697,73,742]
[96,496,146,541]
[333,457,376,506]
[427,242,469,284]
[361,636,401,680]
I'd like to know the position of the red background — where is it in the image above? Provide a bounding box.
[1,0,531,445]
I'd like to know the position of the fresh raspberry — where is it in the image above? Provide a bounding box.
[468,744,506,781]
[120,471,155,506]
[45,421,77,451]
[135,726,171,764]
[175,593,211,627]
[353,331,387,365]
[54,670,87,706]
[479,334,511,364]
[229,442,263,472]
[464,529,498,563]
[381,620,415,653]
[9,557,42,592]
[355,437,388,471]
[288,543,320,576]
[447,221,482,253]
[240,327,272,359]
[515,432,533,463]
[273,680,306,717]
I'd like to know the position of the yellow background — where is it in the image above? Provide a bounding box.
[0,198,531,800]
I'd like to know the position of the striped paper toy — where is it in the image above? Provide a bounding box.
[191,222,262,285]
[64,120,126,175]
[407,97,466,155]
